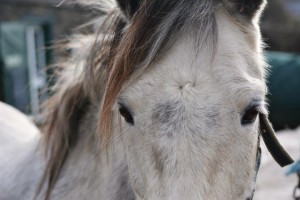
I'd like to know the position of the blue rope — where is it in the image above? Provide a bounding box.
[286,160,300,176]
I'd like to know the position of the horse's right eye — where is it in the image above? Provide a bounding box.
[241,106,259,125]
[119,105,134,125]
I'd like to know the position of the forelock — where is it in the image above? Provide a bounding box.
[99,0,219,148]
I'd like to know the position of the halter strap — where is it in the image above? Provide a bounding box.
[259,113,294,167]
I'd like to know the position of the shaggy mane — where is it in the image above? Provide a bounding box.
[38,0,218,199]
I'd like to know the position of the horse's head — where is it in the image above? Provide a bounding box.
[95,0,294,199]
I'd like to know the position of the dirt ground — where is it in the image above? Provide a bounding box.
[254,127,300,200]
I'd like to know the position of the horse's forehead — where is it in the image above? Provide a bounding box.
[122,11,265,109]
[214,11,265,79]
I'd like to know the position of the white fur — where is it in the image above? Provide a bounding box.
[0,102,41,199]
[0,102,39,158]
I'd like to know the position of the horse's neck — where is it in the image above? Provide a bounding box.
[0,102,39,158]
[0,105,135,200]
[45,105,135,200]
[0,102,43,200]
[0,135,44,200]
[50,140,134,199]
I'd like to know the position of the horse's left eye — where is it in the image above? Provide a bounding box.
[242,106,259,125]
[119,105,134,125]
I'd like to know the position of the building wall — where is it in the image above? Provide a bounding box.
[0,1,91,40]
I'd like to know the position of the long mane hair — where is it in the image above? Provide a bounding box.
[37,0,217,199]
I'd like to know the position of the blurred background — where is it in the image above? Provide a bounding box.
[0,0,90,117]
[0,0,299,199]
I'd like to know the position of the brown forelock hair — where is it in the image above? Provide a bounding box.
[99,0,218,149]
[38,0,218,199]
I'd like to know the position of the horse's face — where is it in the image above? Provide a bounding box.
[115,1,266,199]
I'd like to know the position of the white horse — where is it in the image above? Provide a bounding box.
[0,102,39,156]
[0,0,293,200]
